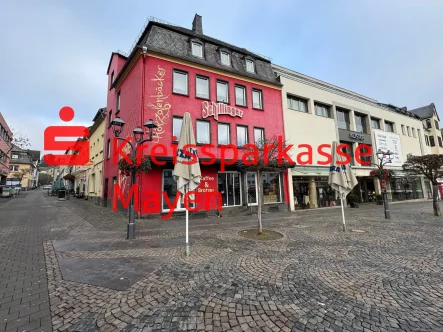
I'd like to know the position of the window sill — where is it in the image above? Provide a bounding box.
[216,100,230,105]
[196,96,210,101]
[235,103,248,108]
[252,107,264,111]
[172,91,189,97]
[288,108,309,114]
[196,142,211,146]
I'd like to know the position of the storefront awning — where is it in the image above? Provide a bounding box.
[292,166,330,176]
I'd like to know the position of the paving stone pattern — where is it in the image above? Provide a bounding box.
[1,191,443,331]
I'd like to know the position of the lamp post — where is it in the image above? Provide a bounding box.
[372,149,394,219]
[110,117,158,240]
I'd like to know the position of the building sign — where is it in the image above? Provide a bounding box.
[374,130,403,166]
[202,101,243,121]
[349,133,364,141]
[147,65,171,143]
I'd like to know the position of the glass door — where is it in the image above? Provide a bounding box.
[218,172,241,207]
[246,172,257,205]
[162,170,186,211]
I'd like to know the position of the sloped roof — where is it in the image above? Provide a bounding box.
[409,103,437,120]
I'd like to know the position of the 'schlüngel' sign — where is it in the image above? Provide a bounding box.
[202,101,243,121]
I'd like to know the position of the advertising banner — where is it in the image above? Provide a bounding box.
[373,130,403,166]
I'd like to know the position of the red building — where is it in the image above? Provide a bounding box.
[103,15,288,216]
[0,113,12,185]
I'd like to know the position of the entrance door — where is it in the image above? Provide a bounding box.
[162,170,186,212]
[246,172,257,205]
[103,178,108,207]
[218,172,241,207]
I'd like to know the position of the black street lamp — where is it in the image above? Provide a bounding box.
[372,149,394,219]
[110,116,158,240]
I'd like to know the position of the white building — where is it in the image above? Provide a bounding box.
[272,64,433,211]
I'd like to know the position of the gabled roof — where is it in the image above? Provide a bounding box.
[409,103,438,120]
[106,52,127,75]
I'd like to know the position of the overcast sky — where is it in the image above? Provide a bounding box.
[1,0,442,153]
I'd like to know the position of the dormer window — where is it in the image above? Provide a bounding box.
[221,51,230,66]
[191,42,203,58]
[246,59,255,73]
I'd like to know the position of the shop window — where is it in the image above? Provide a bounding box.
[262,172,282,203]
[425,135,430,146]
[430,135,435,147]
[173,70,188,95]
[254,127,264,148]
[236,125,248,147]
[287,95,307,112]
[173,117,183,141]
[292,176,338,209]
[162,170,193,211]
[235,85,246,107]
[196,120,210,144]
[336,108,350,130]
[218,172,241,206]
[218,123,230,145]
[389,177,424,201]
[221,51,230,66]
[191,42,203,58]
[371,118,380,129]
[385,121,394,132]
[216,80,229,103]
[438,136,443,148]
[196,75,209,99]
[252,89,263,110]
[355,113,367,133]
[315,103,331,118]
[246,59,255,73]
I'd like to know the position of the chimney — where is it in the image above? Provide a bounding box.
[192,14,203,35]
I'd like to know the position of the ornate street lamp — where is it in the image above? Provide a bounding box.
[375,149,393,219]
[110,116,158,240]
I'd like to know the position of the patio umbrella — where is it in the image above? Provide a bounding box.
[173,112,201,256]
[328,141,358,231]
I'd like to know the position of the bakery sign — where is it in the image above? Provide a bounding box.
[202,101,243,121]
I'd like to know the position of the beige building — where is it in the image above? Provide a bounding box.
[7,145,40,190]
[408,103,443,155]
[273,64,433,211]
[85,108,106,204]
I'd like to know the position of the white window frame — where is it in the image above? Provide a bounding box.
[221,51,230,66]
[173,70,188,95]
[196,120,210,144]
[196,75,209,99]
[254,127,264,148]
[287,95,308,113]
[252,89,263,109]
[216,80,229,103]
[191,42,203,58]
[173,117,183,141]
[236,125,248,147]
[217,123,230,145]
[235,85,246,107]
[246,59,255,73]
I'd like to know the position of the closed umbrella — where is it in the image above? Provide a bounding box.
[173,112,201,256]
[328,141,358,231]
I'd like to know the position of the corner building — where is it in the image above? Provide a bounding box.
[103,15,289,215]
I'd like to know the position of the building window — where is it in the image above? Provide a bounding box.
[110,71,114,87]
[262,172,282,203]
[246,59,255,73]
[412,128,416,137]
[254,127,265,148]
[11,154,18,159]
[355,114,367,133]
[218,123,230,145]
[107,139,111,159]
[252,89,263,109]
[235,85,246,107]
[216,80,229,103]
[371,118,380,129]
[315,103,330,118]
[425,135,430,146]
[173,70,188,95]
[430,135,435,147]
[439,136,443,148]
[401,125,405,135]
[191,42,203,58]
[196,120,210,144]
[287,95,307,112]
[426,119,432,128]
[221,51,230,66]
[116,92,121,113]
[108,110,113,127]
[173,117,183,141]
[435,120,439,129]
[9,165,18,172]
[237,125,248,147]
[196,75,209,99]
[385,121,394,132]
[406,126,411,136]
[336,108,350,130]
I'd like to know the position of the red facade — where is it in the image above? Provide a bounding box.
[0,113,12,183]
[103,28,288,216]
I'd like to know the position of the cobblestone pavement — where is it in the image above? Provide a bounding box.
[1,191,443,331]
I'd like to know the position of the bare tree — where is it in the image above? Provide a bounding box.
[402,155,443,216]
[38,173,53,185]
[10,129,31,149]
[10,168,30,182]
[238,136,295,234]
